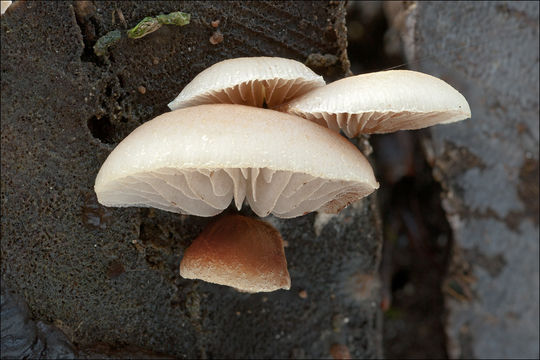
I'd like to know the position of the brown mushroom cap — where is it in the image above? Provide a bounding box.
[94,104,378,218]
[279,70,471,136]
[167,57,325,110]
[180,214,290,293]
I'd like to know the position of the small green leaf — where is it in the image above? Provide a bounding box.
[127,16,162,39]
[156,11,190,26]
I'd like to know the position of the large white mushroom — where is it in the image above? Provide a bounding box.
[167,57,325,110]
[94,104,378,219]
[278,70,471,136]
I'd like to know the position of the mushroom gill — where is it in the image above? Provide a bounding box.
[278,70,471,136]
[167,57,325,110]
[94,104,378,218]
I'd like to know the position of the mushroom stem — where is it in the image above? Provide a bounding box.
[180,214,291,293]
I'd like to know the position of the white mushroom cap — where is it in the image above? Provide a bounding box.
[167,57,325,110]
[180,214,291,293]
[1,1,12,15]
[94,104,378,218]
[279,70,471,136]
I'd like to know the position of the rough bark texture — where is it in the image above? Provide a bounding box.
[1,1,382,358]
[401,2,539,358]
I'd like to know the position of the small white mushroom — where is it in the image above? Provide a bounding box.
[94,104,378,218]
[180,214,290,293]
[167,57,325,110]
[279,70,471,136]
[1,1,12,15]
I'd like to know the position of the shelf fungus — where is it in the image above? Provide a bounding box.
[167,57,326,110]
[278,70,471,136]
[180,215,290,293]
[94,104,378,219]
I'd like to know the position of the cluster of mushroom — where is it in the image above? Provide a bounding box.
[94,57,470,293]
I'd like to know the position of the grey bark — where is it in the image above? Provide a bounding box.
[400,2,539,358]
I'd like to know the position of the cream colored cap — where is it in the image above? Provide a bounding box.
[94,104,378,218]
[279,70,471,136]
[167,57,325,110]
[1,1,12,15]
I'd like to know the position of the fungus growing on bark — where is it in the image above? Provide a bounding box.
[180,214,290,292]
[167,57,326,110]
[279,70,471,136]
[94,104,378,218]
[1,1,11,15]
[94,55,472,294]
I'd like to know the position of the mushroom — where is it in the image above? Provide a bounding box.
[94,55,473,294]
[278,70,471,136]
[167,57,326,110]
[94,104,378,219]
[1,1,11,15]
[180,214,290,292]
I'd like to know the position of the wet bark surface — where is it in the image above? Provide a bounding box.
[1,1,382,358]
[346,3,452,357]
[346,2,539,358]
[400,2,539,358]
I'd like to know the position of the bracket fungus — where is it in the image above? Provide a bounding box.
[167,57,326,110]
[180,215,290,293]
[278,70,471,136]
[94,104,378,219]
